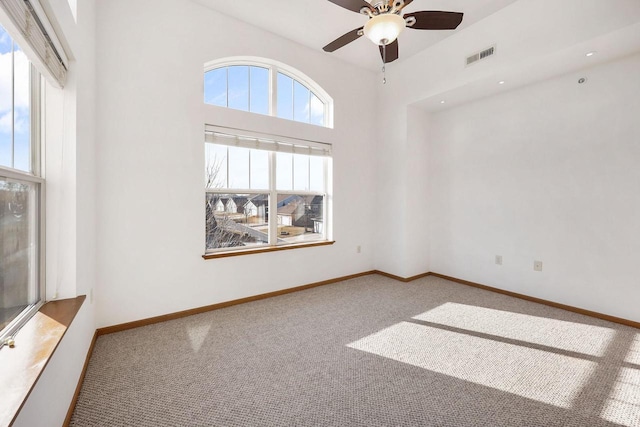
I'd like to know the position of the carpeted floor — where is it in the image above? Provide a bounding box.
[70,275,640,426]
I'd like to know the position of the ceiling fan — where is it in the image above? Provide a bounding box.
[323,0,464,65]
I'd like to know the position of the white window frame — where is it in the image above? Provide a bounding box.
[204,57,334,128]
[0,64,44,348]
[204,126,332,254]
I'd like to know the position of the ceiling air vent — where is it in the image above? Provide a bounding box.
[466,45,496,67]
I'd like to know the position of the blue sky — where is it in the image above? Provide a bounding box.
[0,24,31,172]
[204,65,324,126]
[203,64,326,193]
[205,144,324,192]
[204,66,269,115]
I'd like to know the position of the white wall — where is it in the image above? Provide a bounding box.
[427,53,640,322]
[404,107,432,276]
[94,0,378,328]
[375,0,640,321]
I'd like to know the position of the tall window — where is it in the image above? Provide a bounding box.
[0,23,43,345]
[204,128,331,253]
[204,59,332,128]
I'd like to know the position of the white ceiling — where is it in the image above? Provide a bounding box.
[192,0,519,71]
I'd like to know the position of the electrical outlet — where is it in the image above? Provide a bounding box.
[90,288,94,303]
[356,245,361,254]
[495,255,503,265]
[534,261,543,272]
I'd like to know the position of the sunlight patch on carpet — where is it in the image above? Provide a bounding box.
[347,321,596,408]
[625,333,640,365]
[600,365,640,426]
[412,303,614,357]
[186,322,212,353]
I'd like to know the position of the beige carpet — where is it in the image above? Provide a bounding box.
[70,275,640,426]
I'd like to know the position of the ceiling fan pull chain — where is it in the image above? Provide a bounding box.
[382,43,387,84]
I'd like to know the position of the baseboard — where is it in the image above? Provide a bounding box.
[427,272,640,330]
[373,270,430,283]
[97,270,377,336]
[97,268,639,336]
[63,330,98,427]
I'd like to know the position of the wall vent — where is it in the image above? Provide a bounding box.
[466,45,496,66]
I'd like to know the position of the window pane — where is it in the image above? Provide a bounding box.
[293,81,310,123]
[0,178,39,330]
[293,154,309,191]
[309,156,324,192]
[204,68,227,107]
[249,66,269,115]
[228,146,249,189]
[228,66,249,111]
[276,194,324,244]
[206,193,269,250]
[0,25,11,55]
[310,93,324,126]
[276,73,293,120]
[13,43,30,172]
[0,25,13,168]
[250,149,269,190]
[205,143,227,188]
[0,26,13,167]
[276,152,292,191]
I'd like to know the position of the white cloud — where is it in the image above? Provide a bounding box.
[310,95,323,119]
[0,31,9,46]
[0,111,12,133]
[0,109,28,135]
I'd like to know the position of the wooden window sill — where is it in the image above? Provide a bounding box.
[0,296,86,427]
[202,240,335,259]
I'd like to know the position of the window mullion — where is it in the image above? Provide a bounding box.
[307,88,311,124]
[308,156,311,191]
[290,78,294,121]
[323,157,329,241]
[247,66,251,112]
[268,151,277,246]
[11,40,15,168]
[270,67,277,116]
[226,146,230,188]
[31,69,41,176]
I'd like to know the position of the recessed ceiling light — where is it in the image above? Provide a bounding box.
[498,81,505,85]
[440,100,446,104]
[586,51,596,57]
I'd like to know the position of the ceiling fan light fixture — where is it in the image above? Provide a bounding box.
[363,13,406,45]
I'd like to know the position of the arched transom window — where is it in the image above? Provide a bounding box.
[204,57,333,128]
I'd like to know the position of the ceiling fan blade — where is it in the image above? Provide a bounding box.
[379,39,399,63]
[399,0,414,10]
[404,11,464,30]
[323,27,364,52]
[327,0,374,14]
